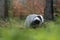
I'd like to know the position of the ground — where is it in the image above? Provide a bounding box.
[0,13,60,40]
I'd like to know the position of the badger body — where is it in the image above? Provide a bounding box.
[24,14,44,28]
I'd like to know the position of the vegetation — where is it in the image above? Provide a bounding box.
[0,13,60,40]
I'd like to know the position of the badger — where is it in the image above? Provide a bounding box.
[24,14,44,28]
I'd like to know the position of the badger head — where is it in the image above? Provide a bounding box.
[31,15,44,28]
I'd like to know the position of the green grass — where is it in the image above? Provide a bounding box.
[0,14,60,40]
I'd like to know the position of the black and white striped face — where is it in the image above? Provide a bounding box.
[31,17,40,25]
[30,15,44,28]
[31,15,43,25]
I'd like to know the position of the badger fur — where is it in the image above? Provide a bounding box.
[24,14,44,28]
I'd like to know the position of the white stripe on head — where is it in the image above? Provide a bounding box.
[38,15,44,23]
[33,17,40,21]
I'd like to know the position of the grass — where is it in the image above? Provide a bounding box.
[0,14,60,40]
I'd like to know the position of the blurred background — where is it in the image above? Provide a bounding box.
[0,0,60,40]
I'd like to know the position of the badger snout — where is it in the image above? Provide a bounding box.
[30,20,40,28]
[33,20,40,24]
[31,20,40,25]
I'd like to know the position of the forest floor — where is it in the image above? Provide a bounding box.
[0,13,60,40]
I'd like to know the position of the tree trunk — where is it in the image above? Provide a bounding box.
[0,0,5,18]
[0,0,8,20]
[44,0,54,20]
[4,0,8,18]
